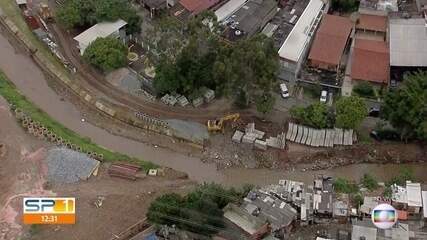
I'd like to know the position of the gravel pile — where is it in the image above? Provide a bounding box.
[46,147,99,184]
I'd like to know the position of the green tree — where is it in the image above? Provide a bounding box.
[353,82,375,98]
[335,96,367,129]
[361,174,378,191]
[147,183,245,236]
[382,71,427,141]
[290,103,328,128]
[331,0,358,12]
[83,37,127,72]
[255,92,275,116]
[57,0,141,33]
[147,193,183,226]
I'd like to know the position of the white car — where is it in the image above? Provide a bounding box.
[320,90,327,103]
[280,83,290,98]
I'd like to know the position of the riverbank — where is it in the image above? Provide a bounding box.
[0,71,157,170]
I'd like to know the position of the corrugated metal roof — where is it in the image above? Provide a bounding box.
[215,0,248,22]
[406,182,422,207]
[73,19,127,47]
[422,191,427,218]
[389,18,427,67]
[278,0,324,62]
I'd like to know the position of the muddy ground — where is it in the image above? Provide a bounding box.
[0,97,194,240]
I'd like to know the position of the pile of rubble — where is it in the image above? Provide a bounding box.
[232,123,286,150]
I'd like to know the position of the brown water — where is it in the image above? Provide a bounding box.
[1,31,426,186]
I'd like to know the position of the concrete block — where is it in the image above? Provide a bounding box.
[254,139,267,151]
[242,134,256,144]
[232,130,244,143]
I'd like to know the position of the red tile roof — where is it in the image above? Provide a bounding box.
[308,15,353,68]
[357,14,387,32]
[397,210,408,220]
[180,0,220,14]
[351,38,389,84]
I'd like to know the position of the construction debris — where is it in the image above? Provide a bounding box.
[94,196,105,208]
[46,147,100,184]
[232,130,244,143]
[286,122,355,147]
[254,139,268,151]
[160,94,177,106]
[203,88,215,103]
[176,95,189,107]
[192,97,203,107]
[108,163,142,181]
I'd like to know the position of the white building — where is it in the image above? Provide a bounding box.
[277,0,326,82]
[73,19,127,55]
[215,0,248,23]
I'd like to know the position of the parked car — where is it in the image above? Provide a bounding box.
[280,83,290,98]
[370,129,400,141]
[368,107,380,117]
[320,90,327,103]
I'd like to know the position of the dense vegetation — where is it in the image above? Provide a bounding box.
[382,71,427,141]
[353,82,375,98]
[290,96,366,129]
[147,183,251,235]
[57,0,141,34]
[331,0,359,12]
[148,14,278,113]
[335,96,367,129]
[83,37,128,72]
[0,72,156,169]
[290,103,330,129]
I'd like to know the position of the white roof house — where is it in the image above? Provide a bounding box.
[74,19,127,55]
[422,191,427,218]
[406,182,422,207]
[389,18,427,67]
[278,0,325,63]
[215,0,248,23]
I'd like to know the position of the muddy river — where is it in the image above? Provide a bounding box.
[1,31,426,186]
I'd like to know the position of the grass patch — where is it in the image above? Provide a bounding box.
[0,71,157,170]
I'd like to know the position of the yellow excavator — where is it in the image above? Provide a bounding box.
[207,113,240,133]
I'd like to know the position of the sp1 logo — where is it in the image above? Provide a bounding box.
[23,197,75,224]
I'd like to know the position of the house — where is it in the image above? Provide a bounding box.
[214,0,248,23]
[389,18,427,81]
[356,14,387,40]
[351,220,377,240]
[278,0,326,82]
[350,38,389,86]
[308,14,353,72]
[358,0,398,15]
[224,190,298,238]
[313,175,334,217]
[360,196,381,215]
[333,200,349,222]
[406,182,422,214]
[73,19,127,55]
[170,0,222,21]
[222,0,278,40]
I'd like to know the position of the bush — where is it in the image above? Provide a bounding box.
[361,174,378,191]
[83,37,127,72]
[334,178,359,194]
[353,82,375,98]
[290,103,328,128]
